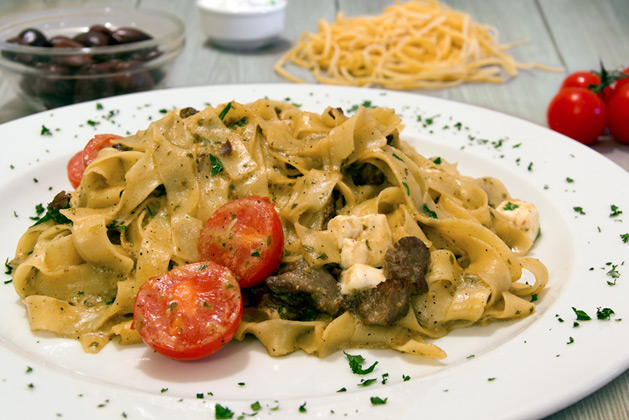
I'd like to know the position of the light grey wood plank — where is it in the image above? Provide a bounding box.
[137,0,337,87]
[538,0,629,72]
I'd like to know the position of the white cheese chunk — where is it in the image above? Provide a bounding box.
[338,264,386,295]
[495,199,540,242]
[326,214,392,268]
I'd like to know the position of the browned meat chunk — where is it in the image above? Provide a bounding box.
[351,278,414,326]
[256,260,344,320]
[383,236,429,294]
[351,236,430,325]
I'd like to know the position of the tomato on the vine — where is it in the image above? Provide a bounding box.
[198,196,284,288]
[606,67,629,103]
[607,83,629,144]
[547,87,608,145]
[560,71,601,91]
[132,262,243,360]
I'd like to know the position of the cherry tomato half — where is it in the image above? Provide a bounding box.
[547,87,608,145]
[67,151,85,189]
[197,196,284,288]
[66,133,122,188]
[132,262,243,360]
[607,83,629,144]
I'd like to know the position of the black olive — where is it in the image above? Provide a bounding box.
[111,27,152,44]
[74,30,110,47]
[112,60,154,93]
[18,28,50,47]
[50,36,83,49]
[88,24,113,41]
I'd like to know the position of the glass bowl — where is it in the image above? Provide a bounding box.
[0,6,185,110]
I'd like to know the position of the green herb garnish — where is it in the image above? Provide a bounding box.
[370,396,387,405]
[210,154,224,175]
[218,103,232,121]
[423,204,438,219]
[572,307,592,321]
[596,307,615,320]
[215,404,234,419]
[344,351,378,375]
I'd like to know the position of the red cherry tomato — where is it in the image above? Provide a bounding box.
[606,67,629,103]
[132,262,243,360]
[197,196,284,288]
[67,151,85,189]
[66,133,122,188]
[607,83,629,144]
[614,67,629,91]
[547,87,608,145]
[83,133,123,167]
[560,71,601,91]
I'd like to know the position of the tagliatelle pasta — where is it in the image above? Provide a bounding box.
[10,99,547,358]
[274,0,561,89]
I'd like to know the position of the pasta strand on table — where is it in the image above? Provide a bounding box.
[274,0,561,89]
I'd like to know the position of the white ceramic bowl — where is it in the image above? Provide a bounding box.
[197,0,287,50]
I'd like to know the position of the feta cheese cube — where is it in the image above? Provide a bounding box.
[338,263,386,295]
[495,199,540,242]
[326,214,392,268]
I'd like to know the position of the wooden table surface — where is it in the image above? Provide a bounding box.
[1,1,628,419]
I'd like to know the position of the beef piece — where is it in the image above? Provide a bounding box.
[348,162,385,186]
[383,236,430,294]
[351,236,430,326]
[351,278,413,326]
[264,260,344,317]
[244,260,344,320]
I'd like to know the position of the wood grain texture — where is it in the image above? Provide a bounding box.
[0,1,627,418]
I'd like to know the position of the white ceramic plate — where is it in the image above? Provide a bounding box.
[1,84,628,420]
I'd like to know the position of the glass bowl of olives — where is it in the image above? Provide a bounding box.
[0,6,185,110]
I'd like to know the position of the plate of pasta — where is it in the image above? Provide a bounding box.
[0,84,628,420]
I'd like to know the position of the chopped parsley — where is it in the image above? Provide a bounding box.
[596,307,615,320]
[571,307,592,321]
[621,233,629,243]
[31,201,72,226]
[227,117,247,130]
[610,204,623,217]
[358,378,377,387]
[423,204,438,219]
[370,396,387,405]
[40,125,52,136]
[210,154,224,175]
[573,206,586,215]
[215,404,234,419]
[401,181,410,196]
[218,103,232,120]
[344,351,378,375]
[298,402,307,413]
[502,202,519,211]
